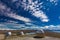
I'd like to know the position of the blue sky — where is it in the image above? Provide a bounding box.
[0,0,60,30]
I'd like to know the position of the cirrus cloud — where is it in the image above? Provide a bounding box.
[0,2,31,22]
[20,0,49,22]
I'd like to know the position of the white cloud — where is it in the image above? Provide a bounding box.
[0,23,13,30]
[25,23,33,25]
[41,19,49,22]
[44,26,49,29]
[49,0,58,6]
[5,23,25,28]
[38,2,43,5]
[21,0,49,22]
[7,13,31,22]
[31,10,49,22]
[23,0,26,3]
[43,25,60,30]
[28,0,32,4]
[7,20,18,23]
[49,0,57,2]
[20,0,58,22]
[50,0,55,2]
[0,3,6,10]
[0,22,60,30]
[0,23,25,30]
[12,0,17,2]
[0,28,17,30]
[34,0,38,4]
[0,24,5,26]
[1,0,59,23]
[0,2,31,22]
[59,16,60,19]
